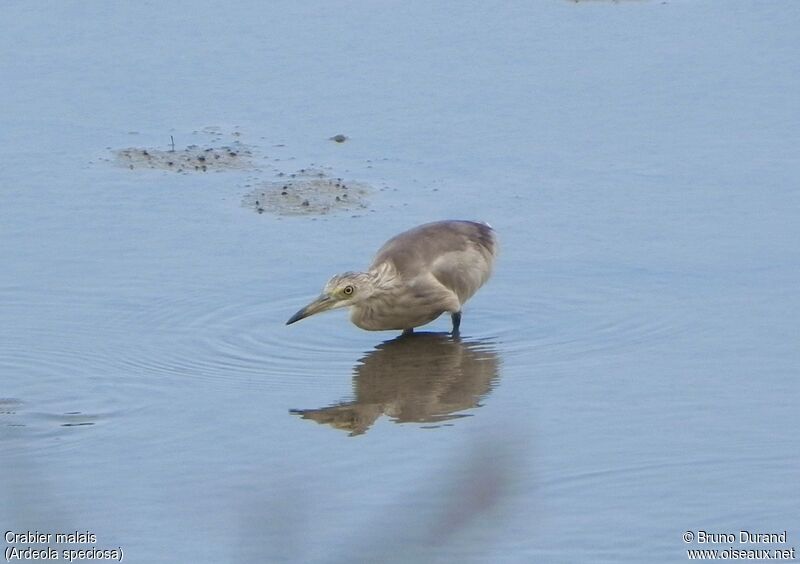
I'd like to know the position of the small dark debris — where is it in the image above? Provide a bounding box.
[330,134,347,143]
[301,200,310,207]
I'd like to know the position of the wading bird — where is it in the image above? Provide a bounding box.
[286,220,497,335]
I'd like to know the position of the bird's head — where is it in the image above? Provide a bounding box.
[286,271,372,325]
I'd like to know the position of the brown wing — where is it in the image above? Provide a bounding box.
[370,220,497,305]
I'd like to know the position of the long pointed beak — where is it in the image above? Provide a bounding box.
[286,295,335,325]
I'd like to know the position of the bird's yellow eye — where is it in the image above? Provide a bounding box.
[343,285,354,296]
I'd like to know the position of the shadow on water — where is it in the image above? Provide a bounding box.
[290,332,500,436]
[236,431,523,564]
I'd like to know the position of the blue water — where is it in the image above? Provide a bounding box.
[2,2,799,562]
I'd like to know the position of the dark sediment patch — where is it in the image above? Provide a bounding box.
[113,143,253,173]
[242,169,371,216]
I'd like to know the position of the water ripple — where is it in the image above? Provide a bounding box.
[2,266,694,404]
[474,269,693,366]
[107,288,370,390]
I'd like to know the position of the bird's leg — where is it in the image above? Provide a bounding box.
[451,311,461,335]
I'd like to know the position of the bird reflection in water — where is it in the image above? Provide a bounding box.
[290,332,499,436]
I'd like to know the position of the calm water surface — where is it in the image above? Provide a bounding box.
[2,2,799,563]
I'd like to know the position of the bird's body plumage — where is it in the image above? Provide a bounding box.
[286,220,497,334]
